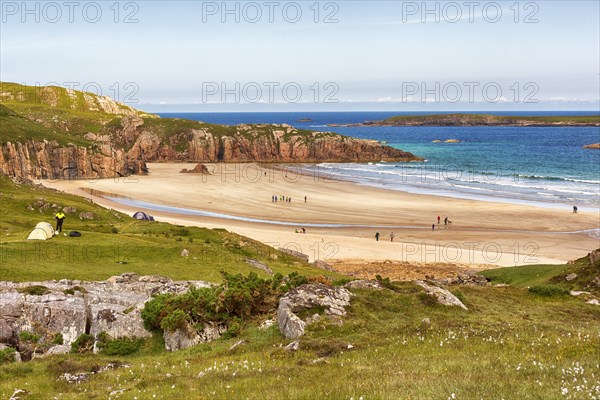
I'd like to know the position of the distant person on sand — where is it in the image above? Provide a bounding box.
[437,216,441,224]
[375,232,380,241]
[432,224,435,231]
[304,196,307,203]
[444,217,448,226]
[390,232,395,242]
[302,227,306,234]
[573,205,578,213]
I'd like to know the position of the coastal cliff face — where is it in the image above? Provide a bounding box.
[0,140,147,180]
[115,117,419,163]
[0,82,422,180]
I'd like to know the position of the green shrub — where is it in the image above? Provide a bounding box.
[0,348,17,365]
[142,272,308,340]
[222,319,242,339]
[18,285,49,296]
[529,285,569,297]
[111,227,119,234]
[160,309,188,331]
[141,293,174,330]
[19,331,40,343]
[51,333,64,345]
[70,334,94,354]
[99,337,143,356]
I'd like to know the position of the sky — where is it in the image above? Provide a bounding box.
[1,0,599,112]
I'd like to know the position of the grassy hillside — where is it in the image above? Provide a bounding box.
[482,253,600,295]
[0,280,598,399]
[0,175,339,282]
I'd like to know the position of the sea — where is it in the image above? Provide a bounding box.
[157,111,600,212]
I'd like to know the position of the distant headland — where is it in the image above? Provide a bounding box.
[327,113,600,127]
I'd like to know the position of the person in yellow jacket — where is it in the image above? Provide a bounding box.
[55,212,65,234]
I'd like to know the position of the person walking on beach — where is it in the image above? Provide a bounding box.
[304,196,307,203]
[437,216,441,224]
[432,224,435,231]
[573,205,578,213]
[55,211,65,234]
[375,232,380,241]
[444,217,448,226]
[390,232,395,242]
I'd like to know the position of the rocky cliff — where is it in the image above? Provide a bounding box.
[0,82,422,180]
[111,117,420,164]
[0,140,146,180]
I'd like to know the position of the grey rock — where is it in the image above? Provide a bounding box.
[415,281,468,310]
[312,260,333,271]
[62,206,77,214]
[164,326,201,352]
[278,247,309,262]
[0,273,213,357]
[243,258,273,275]
[344,280,385,290]
[565,273,578,282]
[284,340,299,351]
[163,322,226,352]
[277,284,352,339]
[78,211,95,220]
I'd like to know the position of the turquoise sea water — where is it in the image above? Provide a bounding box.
[158,112,600,211]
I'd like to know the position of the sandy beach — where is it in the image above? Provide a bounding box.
[41,163,600,269]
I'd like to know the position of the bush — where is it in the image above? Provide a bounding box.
[529,285,569,297]
[71,334,94,354]
[142,272,308,339]
[19,331,40,343]
[18,285,49,296]
[99,337,143,356]
[0,348,17,365]
[51,333,64,345]
[111,227,119,234]
[160,309,188,331]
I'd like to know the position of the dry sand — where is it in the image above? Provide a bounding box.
[41,163,600,269]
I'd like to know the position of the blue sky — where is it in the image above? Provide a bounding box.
[1,1,599,111]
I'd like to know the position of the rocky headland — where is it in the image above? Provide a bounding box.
[0,83,422,180]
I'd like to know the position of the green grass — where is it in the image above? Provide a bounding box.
[482,255,599,295]
[480,264,570,287]
[0,175,341,282]
[0,285,598,399]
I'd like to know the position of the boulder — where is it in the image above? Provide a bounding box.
[0,274,213,358]
[344,280,385,290]
[312,260,333,271]
[78,211,95,220]
[163,322,226,351]
[415,281,468,310]
[565,273,578,282]
[243,258,273,275]
[180,163,210,174]
[163,326,201,352]
[277,284,352,339]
